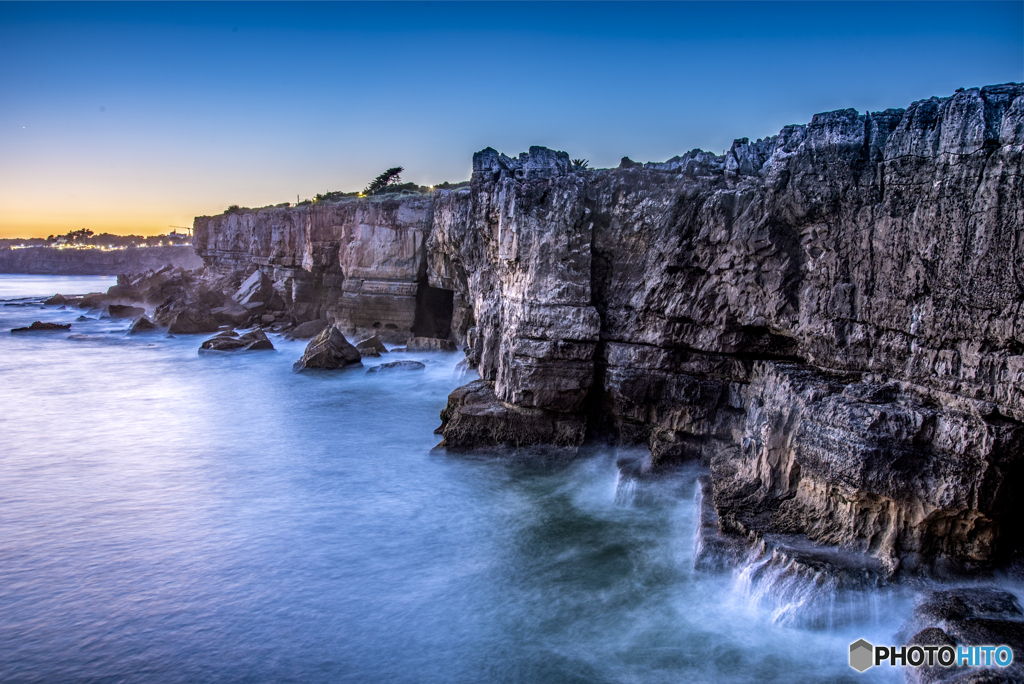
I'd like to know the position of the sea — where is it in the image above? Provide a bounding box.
[0,274,915,683]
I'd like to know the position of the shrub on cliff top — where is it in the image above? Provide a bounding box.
[314,190,360,203]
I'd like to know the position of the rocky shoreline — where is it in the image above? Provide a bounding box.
[28,84,1023,598]
[0,245,203,275]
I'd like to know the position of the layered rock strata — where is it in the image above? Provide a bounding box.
[190,83,1024,576]
[193,196,436,342]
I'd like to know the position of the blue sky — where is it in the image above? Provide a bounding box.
[1,1,1021,237]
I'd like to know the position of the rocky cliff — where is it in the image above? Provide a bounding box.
[192,83,1024,577]
[193,197,452,342]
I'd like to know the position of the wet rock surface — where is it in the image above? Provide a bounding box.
[128,316,157,334]
[200,328,274,352]
[438,380,587,451]
[105,304,145,319]
[367,360,424,373]
[11,321,71,333]
[899,588,1024,684]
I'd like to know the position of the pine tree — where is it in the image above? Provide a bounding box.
[364,167,404,195]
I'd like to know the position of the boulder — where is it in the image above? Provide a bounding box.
[166,309,220,335]
[11,321,71,333]
[44,294,66,305]
[292,326,361,371]
[106,304,145,319]
[128,316,158,334]
[200,327,274,352]
[405,337,457,352]
[283,318,329,340]
[367,360,425,373]
[356,335,388,355]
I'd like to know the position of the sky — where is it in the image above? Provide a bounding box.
[0,1,1021,239]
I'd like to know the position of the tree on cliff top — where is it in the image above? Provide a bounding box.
[364,167,404,195]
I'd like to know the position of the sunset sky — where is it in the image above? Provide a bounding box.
[1,1,1021,239]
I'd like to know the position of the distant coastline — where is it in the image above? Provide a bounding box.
[0,245,203,276]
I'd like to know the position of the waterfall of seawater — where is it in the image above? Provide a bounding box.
[728,527,901,630]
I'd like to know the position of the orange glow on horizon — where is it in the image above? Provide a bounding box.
[0,205,212,240]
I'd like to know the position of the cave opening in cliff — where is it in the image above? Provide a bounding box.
[410,279,454,340]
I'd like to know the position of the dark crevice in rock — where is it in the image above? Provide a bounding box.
[410,277,454,340]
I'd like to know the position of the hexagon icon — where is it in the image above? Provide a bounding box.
[849,639,874,672]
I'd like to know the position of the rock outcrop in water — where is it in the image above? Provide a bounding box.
[184,83,1024,577]
[11,321,71,333]
[292,325,362,371]
[200,328,274,352]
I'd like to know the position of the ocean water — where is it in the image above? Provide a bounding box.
[0,275,910,683]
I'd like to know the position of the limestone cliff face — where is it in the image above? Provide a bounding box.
[429,84,1024,575]
[194,83,1024,575]
[194,195,434,341]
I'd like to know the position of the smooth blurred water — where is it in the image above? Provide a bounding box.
[0,276,908,683]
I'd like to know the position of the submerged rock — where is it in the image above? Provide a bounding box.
[11,321,71,333]
[292,326,361,371]
[367,360,425,374]
[199,328,274,352]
